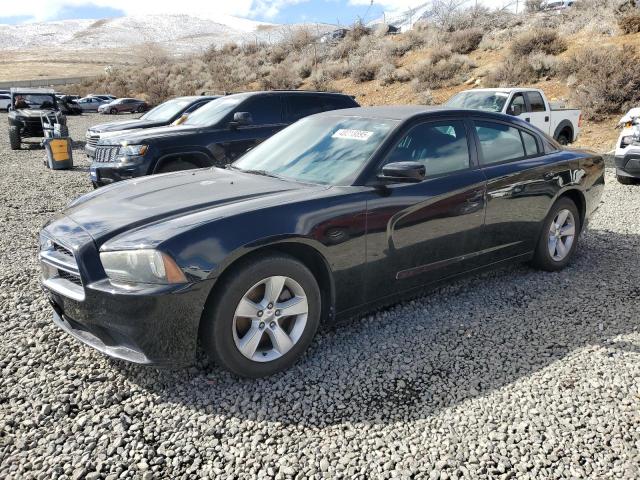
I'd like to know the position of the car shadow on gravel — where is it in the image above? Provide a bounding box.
[112,229,639,427]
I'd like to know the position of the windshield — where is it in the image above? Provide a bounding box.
[141,98,193,122]
[183,96,242,127]
[14,94,56,109]
[232,115,398,185]
[446,91,509,112]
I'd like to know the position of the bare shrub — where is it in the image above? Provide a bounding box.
[394,68,412,83]
[416,89,434,105]
[259,63,301,90]
[220,42,239,55]
[412,53,474,89]
[449,28,483,54]
[297,61,313,79]
[269,45,289,64]
[560,46,640,119]
[527,52,558,77]
[350,57,381,83]
[378,62,397,86]
[485,56,537,86]
[384,38,414,57]
[309,69,333,91]
[619,14,640,34]
[511,29,567,56]
[525,0,545,12]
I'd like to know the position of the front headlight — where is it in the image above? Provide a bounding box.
[100,249,187,285]
[119,143,148,156]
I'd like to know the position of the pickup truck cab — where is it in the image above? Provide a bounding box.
[446,88,581,144]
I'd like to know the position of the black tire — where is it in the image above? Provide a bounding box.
[617,174,637,185]
[109,108,117,115]
[136,105,145,113]
[155,159,200,174]
[556,132,570,145]
[9,126,20,150]
[531,197,581,271]
[201,254,321,378]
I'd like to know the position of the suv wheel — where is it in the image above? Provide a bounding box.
[9,126,20,150]
[201,254,321,377]
[531,197,580,271]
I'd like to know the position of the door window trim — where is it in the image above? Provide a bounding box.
[470,118,544,167]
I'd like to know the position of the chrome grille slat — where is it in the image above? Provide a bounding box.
[93,145,119,163]
[40,238,85,301]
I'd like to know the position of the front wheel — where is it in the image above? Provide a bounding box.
[109,108,117,114]
[617,174,637,185]
[531,197,580,271]
[201,254,321,377]
[9,126,21,150]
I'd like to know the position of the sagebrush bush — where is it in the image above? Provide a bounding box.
[412,54,474,89]
[309,69,332,91]
[511,29,567,56]
[619,14,640,34]
[560,46,640,119]
[485,56,538,86]
[350,57,381,83]
[259,63,301,90]
[415,89,434,105]
[449,29,484,54]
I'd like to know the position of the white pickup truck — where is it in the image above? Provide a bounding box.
[446,88,582,145]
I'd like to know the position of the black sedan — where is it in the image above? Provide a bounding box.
[39,107,605,377]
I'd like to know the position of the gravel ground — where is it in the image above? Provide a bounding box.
[0,113,639,480]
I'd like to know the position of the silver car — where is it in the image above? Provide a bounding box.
[77,97,109,112]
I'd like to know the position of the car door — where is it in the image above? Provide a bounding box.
[364,119,487,300]
[213,95,286,162]
[472,118,561,262]
[524,91,551,135]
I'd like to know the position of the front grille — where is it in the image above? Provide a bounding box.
[40,236,85,301]
[86,132,100,148]
[94,145,120,163]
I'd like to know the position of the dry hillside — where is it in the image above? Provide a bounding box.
[67,0,640,153]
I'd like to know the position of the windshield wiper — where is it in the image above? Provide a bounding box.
[228,165,281,179]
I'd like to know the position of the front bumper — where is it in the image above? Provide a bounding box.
[44,279,212,367]
[614,153,640,178]
[90,159,151,186]
[40,225,214,367]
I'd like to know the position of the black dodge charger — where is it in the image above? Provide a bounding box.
[39,107,604,377]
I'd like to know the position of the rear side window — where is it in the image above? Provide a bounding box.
[526,92,546,112]
[474,121,526,165]
[239,95,283,124]
[521,130,539,156]
[285,95,325,122]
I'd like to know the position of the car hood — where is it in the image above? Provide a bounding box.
[63,168,315,243]
[90,119,165,133]
[98,124,201,145]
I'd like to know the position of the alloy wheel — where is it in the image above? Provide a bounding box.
[547,208,575,261]
[232,276,308,362]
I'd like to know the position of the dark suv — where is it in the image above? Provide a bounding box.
[85,96,218,159]
[89,91,359,187]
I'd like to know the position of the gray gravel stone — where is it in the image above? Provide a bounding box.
[0,113,639,479]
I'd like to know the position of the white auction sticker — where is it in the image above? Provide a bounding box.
[331,129,374,141]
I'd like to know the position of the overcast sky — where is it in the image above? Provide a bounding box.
[0,0,514,25]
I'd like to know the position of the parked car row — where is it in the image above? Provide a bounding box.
[36,86,606,378]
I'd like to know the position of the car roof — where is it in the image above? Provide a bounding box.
[460,87,542,94]
[316,105,534,125]
[224,90,351,100]
[10,87,55,94]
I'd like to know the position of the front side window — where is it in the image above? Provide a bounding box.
[240,96,283,124]
[475,121,526,165]
[507,94,527,116]
[233,115,398,185]
[383,121,470,177]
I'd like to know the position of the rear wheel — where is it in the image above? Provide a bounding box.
[136,105,145,113]
[531,197,580,271]
[556,131,570,145]
[9,126,20,150]
[155,159,200,174]
[201,254,321,377]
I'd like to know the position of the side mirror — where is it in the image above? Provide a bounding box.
[509,104,523,116]
[230,111,252,128]
[378,161,426,183]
